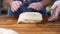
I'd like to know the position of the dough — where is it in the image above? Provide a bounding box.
[0,28,18,34]
[17,12,43,23]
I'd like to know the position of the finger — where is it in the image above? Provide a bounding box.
[15,2,20,8]
[48,15,58,21]
[30,5,36,9]
[51,2,57,10]
[13,2,20,11]
[30,3,40,10]
[18,1,23,5]
[11,7,15,12]
[33,5,37,9]
[36,8,39,10]
[11,4,17,12]
[13,3,18,10]
[28,3,34,8]
[28,4,32,8]
[33,5,39,10]
[35,6,40,10]
[54,7,59,16]
[48,17,54,21]
[11,1,21,11]
[48,17,53,21]
[48,15,56,21]
[48,7,59,21]
[11,2,20,12]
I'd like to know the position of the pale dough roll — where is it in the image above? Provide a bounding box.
[0,28,18,34]
[18,12,43,23]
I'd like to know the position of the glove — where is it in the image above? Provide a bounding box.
[48,1,60,21]
[28,2,43,11]
[10,1,23,12]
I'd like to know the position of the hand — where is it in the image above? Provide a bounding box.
[28,2,43,11]
[10,1,23,12]
[48,1,60,21]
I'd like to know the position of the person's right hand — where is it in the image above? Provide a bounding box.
[10,1,23,12]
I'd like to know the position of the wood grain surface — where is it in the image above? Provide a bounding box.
[0,16,60,34]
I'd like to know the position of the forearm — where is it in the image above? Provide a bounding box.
[6,0,20,5]
[40,0,52,7]
[6,0,14,5]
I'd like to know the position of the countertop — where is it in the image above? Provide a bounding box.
[0,16,60,34]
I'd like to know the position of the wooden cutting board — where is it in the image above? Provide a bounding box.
[0,16,60,25]
[0,16,18,25]
[0,16,60,34]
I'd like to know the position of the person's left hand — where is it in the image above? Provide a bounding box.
[48,1,60,21]
[28,2,43,11]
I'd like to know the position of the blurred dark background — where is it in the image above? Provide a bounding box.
[0,0,8,15]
